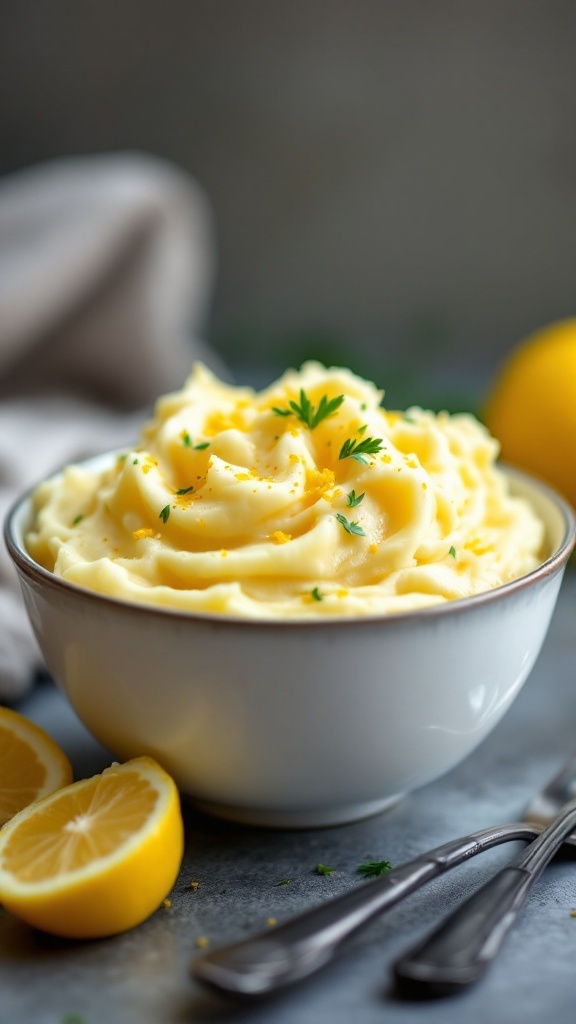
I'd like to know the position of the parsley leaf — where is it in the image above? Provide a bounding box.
[335,513,365,537]
[316,864,335,876]
[274,878,292,886]
[357,859,393,877]
[310,586,324,601]
[273,390,344,429]
[347,489,365,508]
[176,485,194,495]
[71,514,84,526]
[159,505,171,523]
[339,436,384,464]
[449,545,457,558]
[181,430,210,451]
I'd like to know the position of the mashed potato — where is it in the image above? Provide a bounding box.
[26,362,545,617]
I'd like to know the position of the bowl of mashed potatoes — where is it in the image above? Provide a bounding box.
[5,363,575,827]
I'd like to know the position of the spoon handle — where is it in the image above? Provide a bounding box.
[192,821,537,996]
[394,799,576,996]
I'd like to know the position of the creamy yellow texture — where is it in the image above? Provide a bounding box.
[26,363,545,617]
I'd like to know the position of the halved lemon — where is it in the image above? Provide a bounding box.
[0,706,73,826]
[0,756,184,938]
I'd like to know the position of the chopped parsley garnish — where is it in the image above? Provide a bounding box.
[357,859,393,877]
[449,545,457,558]
[71,514,84,526]
[310,586,324,602]
[336,513,365,537]
[176,485,194,495]
[315,864,335,876]
[133,458,139,465]
[347,489,365,508]
[274,878,292,886]
[181,431,209,451]
[273,389,345,429]
[339,436,383,464]
[159,505,171,523]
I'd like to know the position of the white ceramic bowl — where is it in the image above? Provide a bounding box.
[5,456,575,828]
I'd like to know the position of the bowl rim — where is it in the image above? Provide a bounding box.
[4,451,575,631]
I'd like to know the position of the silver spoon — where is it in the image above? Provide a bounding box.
[191,750,576,997]
[394,758,576,995]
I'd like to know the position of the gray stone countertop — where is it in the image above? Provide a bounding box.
[2,571,576,1024]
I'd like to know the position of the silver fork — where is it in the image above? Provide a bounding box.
[192,750,576,997]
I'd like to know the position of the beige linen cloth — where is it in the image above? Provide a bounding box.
[0,152,223,701]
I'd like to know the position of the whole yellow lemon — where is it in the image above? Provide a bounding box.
[485,319,576,507]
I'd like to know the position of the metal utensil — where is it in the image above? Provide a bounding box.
[394,752,576,995]
[192,751,576,997]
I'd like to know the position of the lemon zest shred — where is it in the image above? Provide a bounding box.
[270,531,291,545]
[132,528,155,541]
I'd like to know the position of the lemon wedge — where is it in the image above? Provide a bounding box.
[0,756,183,938]
[0,706,73,826]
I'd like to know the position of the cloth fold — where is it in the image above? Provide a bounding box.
[0,152,222,700]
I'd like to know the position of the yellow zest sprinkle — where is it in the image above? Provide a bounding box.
[205,408,247,435]
[289,453,300,463]
[220,549,228,557]
[163,899,172,909]
[270,531,291,545]
[468,537,492,555]
[188,880,199,890]
[305,467,335,500]
[235,472,252,481]
[381,454,392,463]
[132,528,155,541]
[141,457,158,476]
[369,544,378,554]
[196,936,209,948]
[328,488,342,503]
[421,482,428,490]
[267,917,277,927]
[337,588,349,598]
[197,518,206,528]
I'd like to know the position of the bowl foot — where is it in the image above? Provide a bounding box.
[191,793,405,829]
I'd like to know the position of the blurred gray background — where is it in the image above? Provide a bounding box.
[2,0,575,410]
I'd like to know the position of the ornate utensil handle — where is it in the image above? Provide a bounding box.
[394,799,576,996]
[192,821,537,996]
